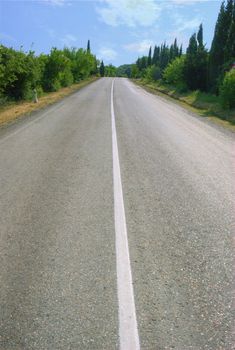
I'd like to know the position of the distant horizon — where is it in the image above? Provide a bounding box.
[0,0,222,66]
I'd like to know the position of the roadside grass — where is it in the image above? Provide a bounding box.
[133,79,235,132]
[0,76,99,127]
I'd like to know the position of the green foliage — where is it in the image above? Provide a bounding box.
[116,64,132,77]
[209,0,235,90]
[0,41,98,102]
[130,64,139,78]
[184,25,208,91]
[87,40,90,53]
[219,69,235,108]
[147,46,152,66]
[146,65,161,81]
[163,56,186,86]
[41,48,73,91]
[152,46,160,66]
[132,38,182,82]
[130,0,234,111]
[104,64,117,77]
[99,61,105,77]
[0,45,41,100]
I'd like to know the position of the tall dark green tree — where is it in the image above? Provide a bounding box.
[184,25,208,91]
[87,40,90,53]
[225,0,235,62]
[99,60,105,77]
[173,38,179,58]
[147,46,152,66]
[197,24,203,48]
[152,46,160,65]
[209,0,234,90]
[179,44,183,56]
[140,56,147,70]
[159,43,170,70]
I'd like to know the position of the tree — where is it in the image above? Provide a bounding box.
[179,44,183,57]
[117,64,132,77]
[42,48,73,91]
[0,45,41,100]
[152,46,160,65]
[159,42,170,70]
[225,0,235,62]
[184,25,208,91]
[163,56,186,87]
[197,24,203,48]
[219,68,235,108]
[105,64,117,77]
[147,46,152,66]
[0,42,98,101]
[87,40,90,53]
[146,65,161,81]
[130,64,139,78]
[209,0,234,90]
[100,61,105,77]
[173,38,179,59]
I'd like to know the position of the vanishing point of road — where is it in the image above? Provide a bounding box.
[0,78,234,349]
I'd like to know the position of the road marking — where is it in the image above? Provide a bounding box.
[111,79,140,350]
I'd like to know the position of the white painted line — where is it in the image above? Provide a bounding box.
[111,79,140,350]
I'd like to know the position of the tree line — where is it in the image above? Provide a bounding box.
[129,0,235,109]
[0,40,98,102]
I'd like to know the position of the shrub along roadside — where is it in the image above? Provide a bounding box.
[220,69,235,109]
[133,78,235,131]
[0,43,99,105]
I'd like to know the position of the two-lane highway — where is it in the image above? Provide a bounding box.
[0,78,234,349]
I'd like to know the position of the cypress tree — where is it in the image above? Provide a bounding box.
[169,44,174,61]
[140,56,147,70]
[136,57,141,70]
[209,0,234,90]
[152,46,160,65]
[87,40,90,53]
[173,38,179,58]
[100,60,105,77]
[197,24,203,48]
[159,42,170,70]
[184,25,208,91]
[147,46,152,66]
[225,0,235,62]
[179,44,183,57]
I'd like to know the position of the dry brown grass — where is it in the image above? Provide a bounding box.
[0,77,99,126]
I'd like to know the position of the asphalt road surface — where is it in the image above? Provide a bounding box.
[0,78,234,350]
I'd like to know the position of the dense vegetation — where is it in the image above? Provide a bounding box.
[129,0,235,109]
[0,40,98,103]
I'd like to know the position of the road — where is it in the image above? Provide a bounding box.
[0,78,234,350]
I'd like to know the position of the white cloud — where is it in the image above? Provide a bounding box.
[61,34,77,46]
[124,39,154,53]
[97,0,161,27]
[173,13,202,32]
[98,47,117,61]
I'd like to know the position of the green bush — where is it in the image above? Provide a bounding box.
[163,56,186,86]
[145,65,161,81]
[0,44,98,101]
[0,46,41,100]
[219,69,235,109]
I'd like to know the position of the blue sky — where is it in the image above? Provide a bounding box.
[0,0,222,66]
